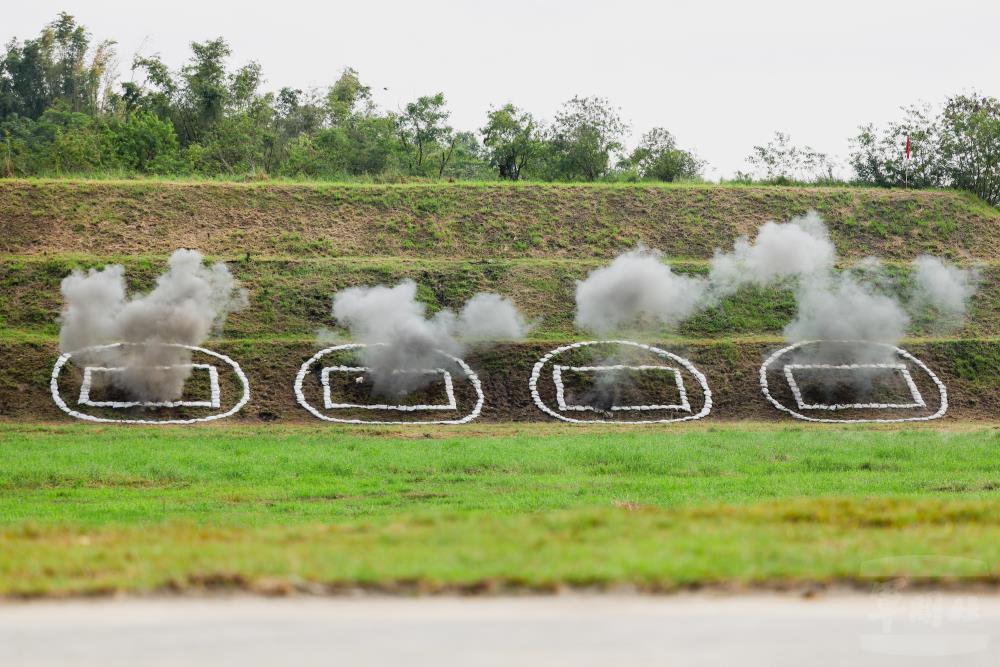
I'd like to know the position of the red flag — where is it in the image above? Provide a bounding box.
[905,135,911,160]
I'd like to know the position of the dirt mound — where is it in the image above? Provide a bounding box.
[4,340,996,424]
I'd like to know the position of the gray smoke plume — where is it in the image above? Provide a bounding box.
[455,292,533,341]
[908,255,979,329]
[700,212,981,349]
[784,274,910,345]
[706,213,977,374]
[574,214,837,337]
[331,279,529,397]
[573,211,977,374]
[708,211,835,296]
[574,247,708,335]
[707,212,873,344]
[59,249,248,402]
[569,212,979,410]
[569,211,979,409]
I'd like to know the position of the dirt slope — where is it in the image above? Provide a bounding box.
[1,180,997,260]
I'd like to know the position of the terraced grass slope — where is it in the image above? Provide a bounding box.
[2,179,998,260]
[1,180,997,422]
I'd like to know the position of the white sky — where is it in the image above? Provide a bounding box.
[6,0,998,179]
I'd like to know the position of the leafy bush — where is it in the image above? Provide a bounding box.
[851,93,1000,205]
[623,127,704,182]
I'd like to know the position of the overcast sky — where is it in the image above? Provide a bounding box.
[6,0,998,179]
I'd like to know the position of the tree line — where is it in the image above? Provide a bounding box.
[2,13,999,205]
[0,13,701,183]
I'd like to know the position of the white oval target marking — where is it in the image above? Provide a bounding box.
[759,340,948,423]
[294,343,484,425]
[50,342,250,425]
[529,340,712,424]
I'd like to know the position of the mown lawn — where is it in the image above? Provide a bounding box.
[2,422,1000,596]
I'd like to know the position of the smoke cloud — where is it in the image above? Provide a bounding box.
[708,212,835,296]
[330,279,529,397]
[574,247,708,335]
[784,274,910,344]
[571,212,978,403]
[455,292,532,341]
[573,211,977,350]
[59,249,248,402]
[908,255,979,328]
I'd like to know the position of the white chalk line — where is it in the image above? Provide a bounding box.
[553,364,691,412]
[295,343,484,425]
[78,364,221,409]
[782,363,925,411]
[759,340,947,423]
[51,343,250,425]
[530,340,712,424]
[320,366,457,411]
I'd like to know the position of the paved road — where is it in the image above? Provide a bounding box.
[2,593,1000,666]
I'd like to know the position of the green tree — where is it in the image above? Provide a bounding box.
[0,12,115,120]
[130,38,267,149]
[397,93,451,174]
[938,93,1000,205]
[480,104,539,180]
[747,131,835,183]
[543,96,628,181]
[0,105,117,175]
[325,69,399,175]
[278,69,401,178]
[440,131,488,179]
[109,111,180,172]
[177,38,231,143]
[326,68,372,125]
[849,104,942,188]
[625,127,704,181]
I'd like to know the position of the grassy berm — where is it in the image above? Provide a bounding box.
[1,180,998,421]
[1,180,999,596]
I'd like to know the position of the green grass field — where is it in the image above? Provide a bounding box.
[3,422,1000,597]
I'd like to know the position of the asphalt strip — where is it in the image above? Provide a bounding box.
[3,592,1000,666]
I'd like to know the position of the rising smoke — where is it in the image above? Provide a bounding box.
[574,247,708,335]
[571,211,977,403]
[705,213,913,349]
[909,255,980,328]
[574,211,977,348]
[783,274,910,345]
[707,213,977,348]
[59,249,248,402]
[330,279,530,397]
[708,211,835,296]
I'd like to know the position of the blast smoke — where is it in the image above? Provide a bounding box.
[784,274,910,345]
[705,211,896,349]
[573,214,838,337]
[908,255,979,328]
[330,279,529,398]
[59,249,248,402]
[701,212,976,350]
[571,211,977,401]
[708,212,835,296]
[574,247,708,335]
[455,292,532,341]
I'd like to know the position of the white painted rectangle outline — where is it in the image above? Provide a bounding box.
[552,364,691,412]
[783,363,926,411]
[78,364,220,408]
[321,366,457,411]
